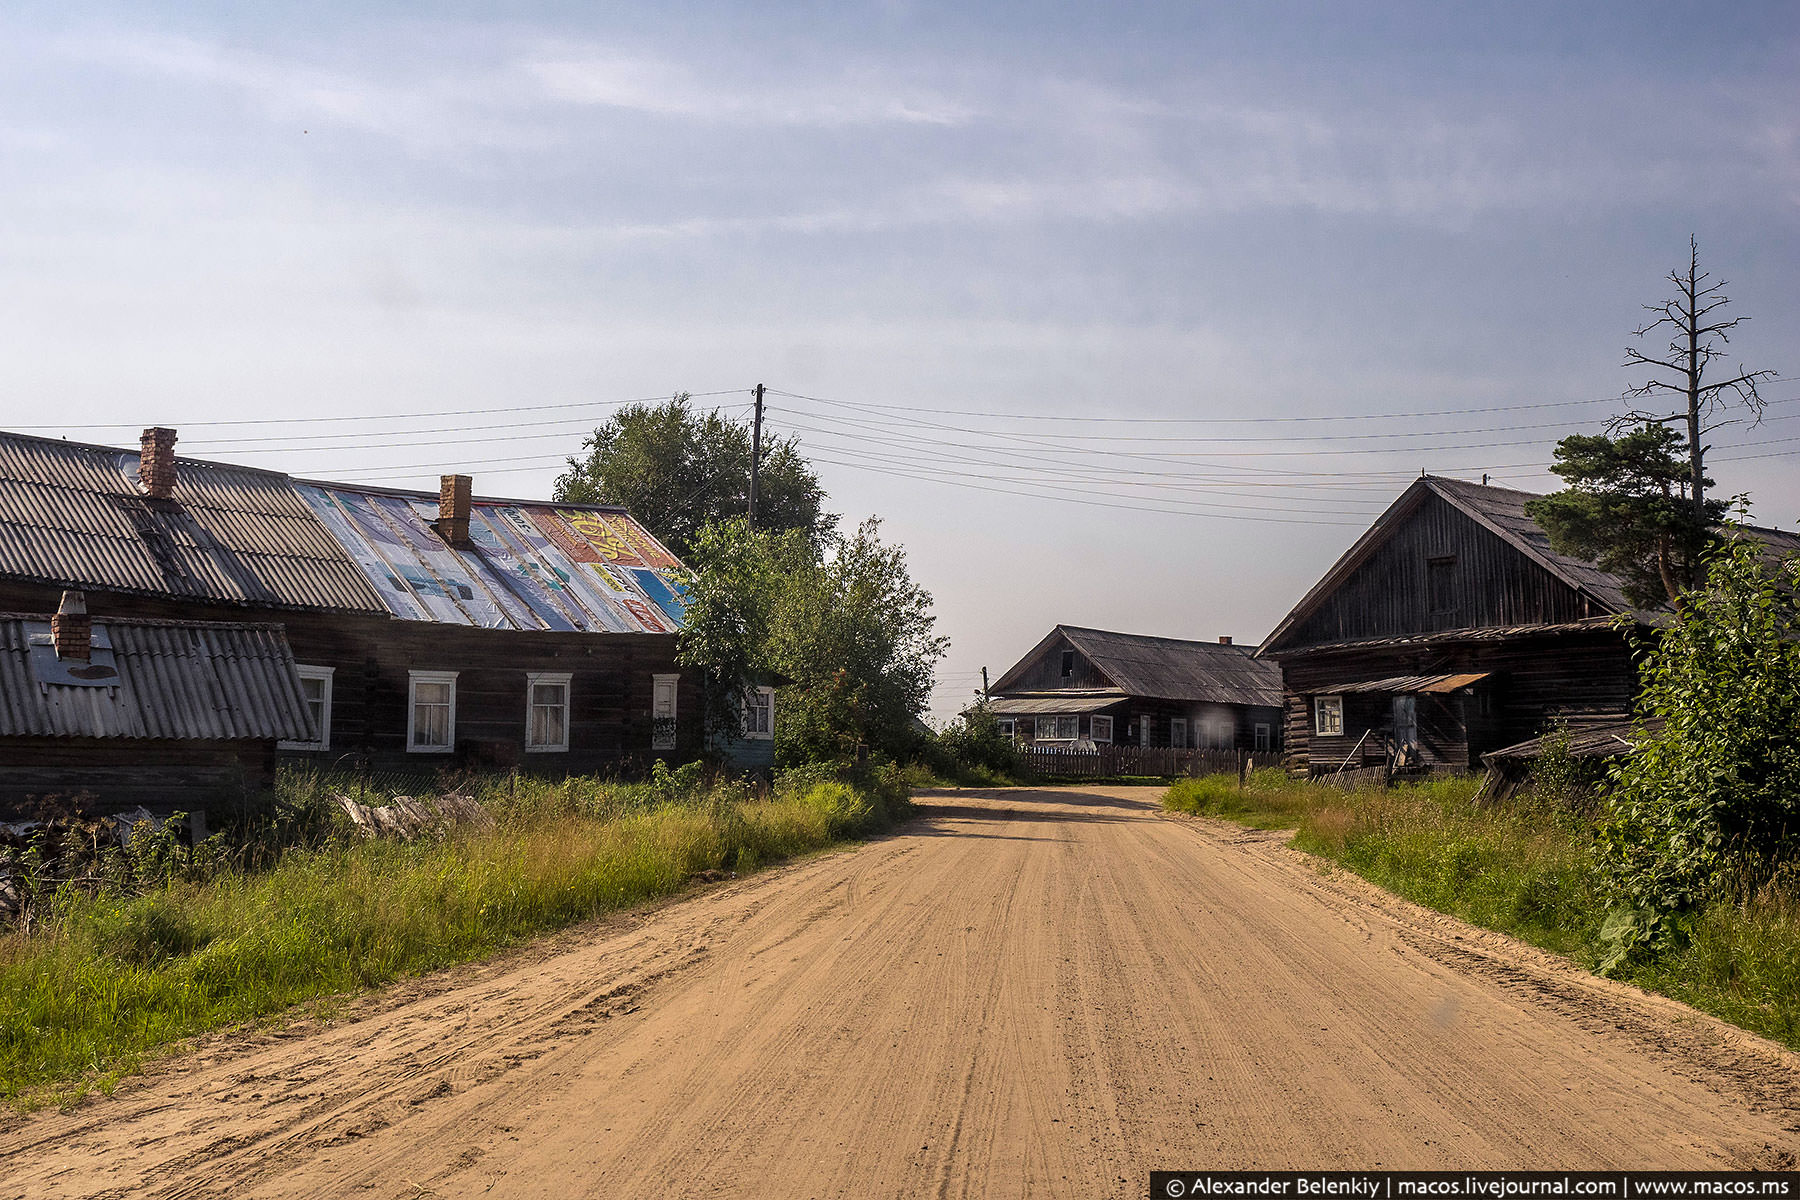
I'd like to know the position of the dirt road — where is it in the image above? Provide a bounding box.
[6,787,1799,1198]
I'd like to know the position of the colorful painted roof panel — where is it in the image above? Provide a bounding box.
[296,485,688,633]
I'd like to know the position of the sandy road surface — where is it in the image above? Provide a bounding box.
[5,786,1799,1199]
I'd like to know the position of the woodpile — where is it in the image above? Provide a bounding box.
[332,793,494,841]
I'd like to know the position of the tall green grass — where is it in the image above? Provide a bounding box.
[0,768,908,1108]
[1163,772,1800,1048]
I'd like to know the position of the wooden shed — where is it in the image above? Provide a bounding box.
[0,599,314,816]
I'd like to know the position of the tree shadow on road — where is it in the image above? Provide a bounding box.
[904,787,1160,840]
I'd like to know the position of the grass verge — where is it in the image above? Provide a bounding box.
[0,767,909,1110]
[1164,770,1800,1048]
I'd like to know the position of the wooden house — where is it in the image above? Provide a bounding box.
[1258,474,1800,777]
[0,427,736,812]
[986,625,1283,751]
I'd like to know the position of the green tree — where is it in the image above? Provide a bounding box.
[1597,533,1800,969]
[554,395,831,558]
[677,517,947,766]
[1525,425,1722,610]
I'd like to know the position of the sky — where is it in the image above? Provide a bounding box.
[2,2,1797,721]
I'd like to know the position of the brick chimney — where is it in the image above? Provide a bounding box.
[1218,636,1233,645]
[52,591,91,662]
[437,474,472,547]
[139,427,178,499]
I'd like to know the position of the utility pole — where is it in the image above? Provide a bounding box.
[981,667,989,698]
[748,383,765,527]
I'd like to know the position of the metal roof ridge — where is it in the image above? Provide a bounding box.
[0,428,296,481]
[1056,623,1258,650]
[0,611,295,632]
[294,477,633,513]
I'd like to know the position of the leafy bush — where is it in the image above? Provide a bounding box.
[1598,536,1800,970]
[935,703,1023,778]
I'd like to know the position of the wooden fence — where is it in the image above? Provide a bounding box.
[1019,745,1282,781]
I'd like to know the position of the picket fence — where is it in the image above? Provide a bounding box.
[1019,745,1280,781]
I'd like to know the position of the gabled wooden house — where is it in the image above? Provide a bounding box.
[0,426,732,813]
[986,625,1283,752]
[1259,475,1800,776]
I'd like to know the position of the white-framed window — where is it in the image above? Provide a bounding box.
[997,718,1015,740]
[743,686,774,739]
[1091,715,1113,743]
[525,671,571,753]
[1314,695,1344,737]
[651,673,679,750]
[1137,714,1153,746]
[408,670,458,753]
[1255,722,1272,752]
[1171,717,1189,748]
[1038,714,1078,741]
[280,665,334,751]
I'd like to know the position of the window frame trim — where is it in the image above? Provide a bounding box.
[1314,694,1344,738]
[524,671,573,754]
[742,685,775,741]
[279,664,335,751]
[407,669,459,755]
[651,672,680,750]
[1090,714,1114,744]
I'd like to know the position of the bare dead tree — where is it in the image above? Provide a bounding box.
[1613,235,1777,523]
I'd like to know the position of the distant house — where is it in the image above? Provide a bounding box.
[985,626,1284,752]
[0,594,314,815]
[1258,474,1799,776]
[0,426,753,814]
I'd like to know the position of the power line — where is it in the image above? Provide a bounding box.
[13,388,752,432]
[768,381,1800,425]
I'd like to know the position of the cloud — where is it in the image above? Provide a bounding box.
[45,30,547,153]
[524,49,974,127]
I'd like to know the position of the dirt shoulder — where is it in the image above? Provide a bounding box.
[4,787,1796,1199]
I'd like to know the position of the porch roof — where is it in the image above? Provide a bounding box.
[987,692,1128,716]
[1330,672,1490,695]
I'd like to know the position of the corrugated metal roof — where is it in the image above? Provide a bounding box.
[0,613,314,741]
[993,626,1284,707]
[0,430,690,634]
[297,484,688,633]
[0,432,386,613]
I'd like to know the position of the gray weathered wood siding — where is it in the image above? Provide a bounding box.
[1002,634,1115,691]
[1284,492,1602,649]
[1280,628,1638,774]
